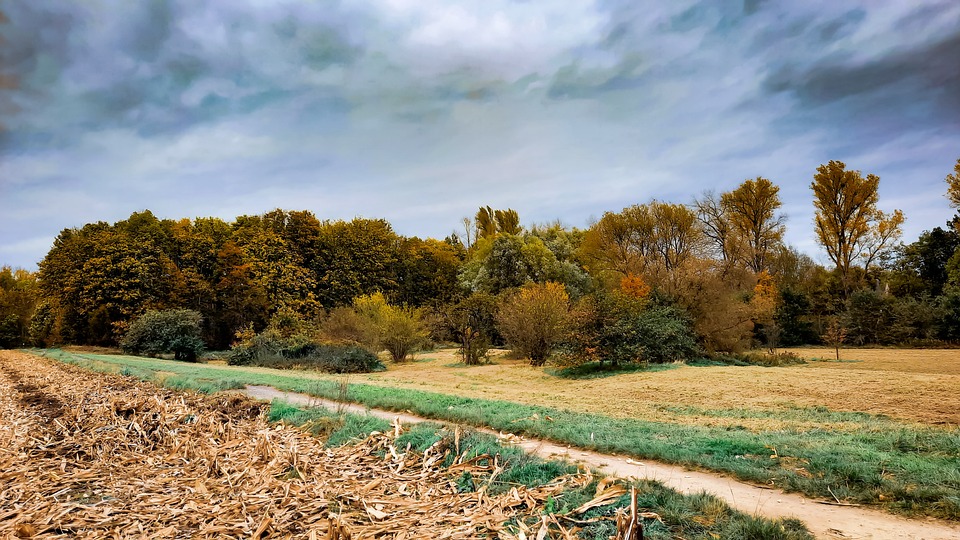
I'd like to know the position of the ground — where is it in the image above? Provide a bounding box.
[341,347,960,428]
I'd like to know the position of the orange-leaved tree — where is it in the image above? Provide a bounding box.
[496,282,571,366]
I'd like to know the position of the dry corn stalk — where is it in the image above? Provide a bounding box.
[0,351,606,539]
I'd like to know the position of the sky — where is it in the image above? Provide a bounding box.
[1,0,959,270]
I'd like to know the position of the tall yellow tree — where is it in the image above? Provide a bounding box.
[860,209,905,274]
[811,161,902,292]
[720,177,785,273]
[946,157,960,209]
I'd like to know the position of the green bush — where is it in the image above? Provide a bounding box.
[605,304,699,364]
[120,309,204,361]
[228,331,383,373]
[560,292,699,366]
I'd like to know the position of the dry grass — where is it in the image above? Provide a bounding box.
[341,347,960,428]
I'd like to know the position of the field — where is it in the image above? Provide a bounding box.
[30,346,960,524]
[0,351,814,539]
[340,347,960,428]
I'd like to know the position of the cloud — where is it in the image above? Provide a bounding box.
[1,1,959,270]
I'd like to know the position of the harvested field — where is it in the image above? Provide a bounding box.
[0,351,599,539]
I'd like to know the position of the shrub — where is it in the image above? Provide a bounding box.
[439,292,499,365]
[319,293,430,362]
[120,309,205,361]
[604,303,699,364]
[496,282,572,366]
[319,306,379,351]
[380,305,430,362]
[560,292,699,366]
[227,330,382,373]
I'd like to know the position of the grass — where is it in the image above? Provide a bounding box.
[545,361,678,379]
[34,347,960,521]
[268,399,812,539]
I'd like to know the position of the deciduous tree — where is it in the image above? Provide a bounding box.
[721,177,785,273]
[946,157,960,209]
[812,161,901,293]
[496,282,571,366]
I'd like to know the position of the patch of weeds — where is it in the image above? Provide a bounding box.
[267,400,390,446]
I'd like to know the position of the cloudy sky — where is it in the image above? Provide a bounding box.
[1,0,959,269]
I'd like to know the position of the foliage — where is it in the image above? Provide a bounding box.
[811,161,903,292]
[580,201,702,291]
[604,303,699,365]
[228,328,382,373]
[946,157,960,209]
[319,306,380,350]
[0,266,37,348]
[774,289,817,346]
[842,291,894,346]
[936,287,960,342]
[720,177,786,272]
[619,273,651,300]
[120,309,205,361]
[394,237,464,306]
[459,234,590,297]
[379,304,431,362]
[893,227,960,297]
[750,270,779,350]
[475,206,521,239]
[319,293,429,361]
[439,292,499,365]
[496,282,572,366]
[562,291,699,366]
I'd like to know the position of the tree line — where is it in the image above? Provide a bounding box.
[1,158,959,361]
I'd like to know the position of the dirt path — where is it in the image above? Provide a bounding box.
[245,385,960,540]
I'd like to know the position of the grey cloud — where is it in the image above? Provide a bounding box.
[0,0,364,150]
[763,28,960,146]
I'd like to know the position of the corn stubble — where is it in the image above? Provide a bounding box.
[0,352,622,539]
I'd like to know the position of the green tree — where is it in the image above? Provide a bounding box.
[459,233,590,297]
[0,266,37,348]
[774,289,817,346]
[120,309,205,361]
[895,227,960,297]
